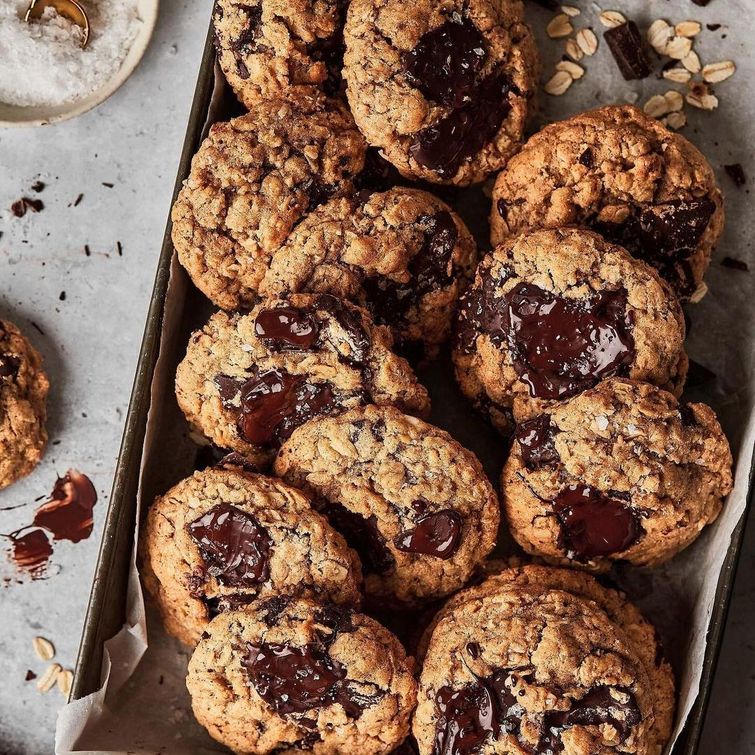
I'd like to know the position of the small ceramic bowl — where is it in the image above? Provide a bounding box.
[0,0,159,127]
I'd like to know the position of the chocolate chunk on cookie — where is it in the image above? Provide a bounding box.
[343,0,538,185]
[491,105,724,299]
[274,404,499,606]
[187,598,417,753]
[502,378,733,570]
[140,467,362,645]
[453,228,688,432]
[176,294,429,468]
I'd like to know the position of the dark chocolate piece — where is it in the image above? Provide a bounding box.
[514,415,560,470]
[255,305,319,350]
[395,510,462,559]
[724,163,746,188]
[604,21,652,80]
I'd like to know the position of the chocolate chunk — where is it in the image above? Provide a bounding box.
[187,503,272,587]
[404,13,487,108]
[314,604,356,638]
[258,595,293,627]
[514,415,560,470]
[303,177,339,212]
[578,147,595,167]
[313,294,371,366]
[678,403,698,428]
[31,180,45,193]
[466,642,481,659]
[604,21,652,80]
[721,256,749,272]
[553,484,641,561]
[255,306,319,350]
[395,510,462,559]
[216,451,258,473]
[11,197,44,218]
[724,163,747,188]
[0,353,20,379]
[33,470,98,543]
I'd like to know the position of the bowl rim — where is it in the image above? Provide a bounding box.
[0,0,160,128]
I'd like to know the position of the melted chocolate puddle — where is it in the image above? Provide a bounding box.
[395,510,462,559]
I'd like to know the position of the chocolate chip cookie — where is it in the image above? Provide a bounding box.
[453,228,688,433]
[343,0,537,185]
[171,91,366,311]
[140,466,363,646]
[502,378,733,571]
[187,598,417,753]
[0,320,49,490]
[419,562,675,755]
[491,105,724,299]
[176,294,430,469]
[213,0,347,107]
[414,586,656,754]
[274,404,500,606]
[259,187,478,360]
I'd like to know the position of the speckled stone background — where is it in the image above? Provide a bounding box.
[0,0,753,753]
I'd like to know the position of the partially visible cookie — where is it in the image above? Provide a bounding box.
[171,91,366,310]
[414,587,657,754]
[453,228,688,432]
[176,295,429,468]
[140,467,363,646]
[213,0,347,107]
[491,105,724,299]
[419,562,675,755]
[502,378,733,570]
[274,404,499,606]
[0,320,49,490]
[343,0,537,185]
[259,188,478,360]
[187,598,417,754]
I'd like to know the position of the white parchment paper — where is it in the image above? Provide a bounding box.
[56,2,755,752]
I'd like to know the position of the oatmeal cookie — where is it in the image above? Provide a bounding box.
[140,466,362,646]
[453,228,688,432]
[502,378,733,570]
[0,320,49,490]
[213,0,347,107]
[259,187,478,360]
[171,91,366,310]
[187,597,417,754]
[414,586,657,754]
[491,105,724,299]
[274,404,499,606]
[343,0,537,185]
[176,294,429,468]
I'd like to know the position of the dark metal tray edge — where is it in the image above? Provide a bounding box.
[69,20,755,755]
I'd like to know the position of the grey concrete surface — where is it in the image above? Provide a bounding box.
[0,1,753,754]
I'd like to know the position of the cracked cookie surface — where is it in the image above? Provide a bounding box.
[491,105,724,299]
[343,0,537,185]
[213,0,348,107]
[274,404,499,606]
[187,597,417,754]
[502,378,733,571]
[259,187,478,360]
[176,294,429,468]
[171,91,366,310]
[140,466,363,646]
[453,228,688,433]
[414,586,656,755]
[0,320,49,490]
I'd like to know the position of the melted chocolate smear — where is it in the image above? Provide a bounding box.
[395,510,462,559]
[410,70,516,178]
[0,353,20,379]
[7,529,52,578]
[514,415,560,470]
[255,306,319,350]
[503,282,634,400]
[604,21,652,80]
[187,503,272,587]
[554,484,641,562]
[33,470,98,543]
[404,13,487,108]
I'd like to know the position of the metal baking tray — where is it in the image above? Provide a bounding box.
[69,20,755,755]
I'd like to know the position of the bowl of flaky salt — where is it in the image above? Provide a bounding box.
[0,0,158,127]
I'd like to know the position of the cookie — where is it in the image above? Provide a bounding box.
[0,320,49,490]
[414,586,657,754]
[343,0,537,185]
[274,404,499,606]
[502,378,733,570]
[453,228,688,432]
[259,187,478,360]
[187,598,417,754]
[213,0,347,108]
[171,91,366,311]
[140,466,363,646]
[419,562,675,755]
[491,105,724,299]
[176,294,430,468]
